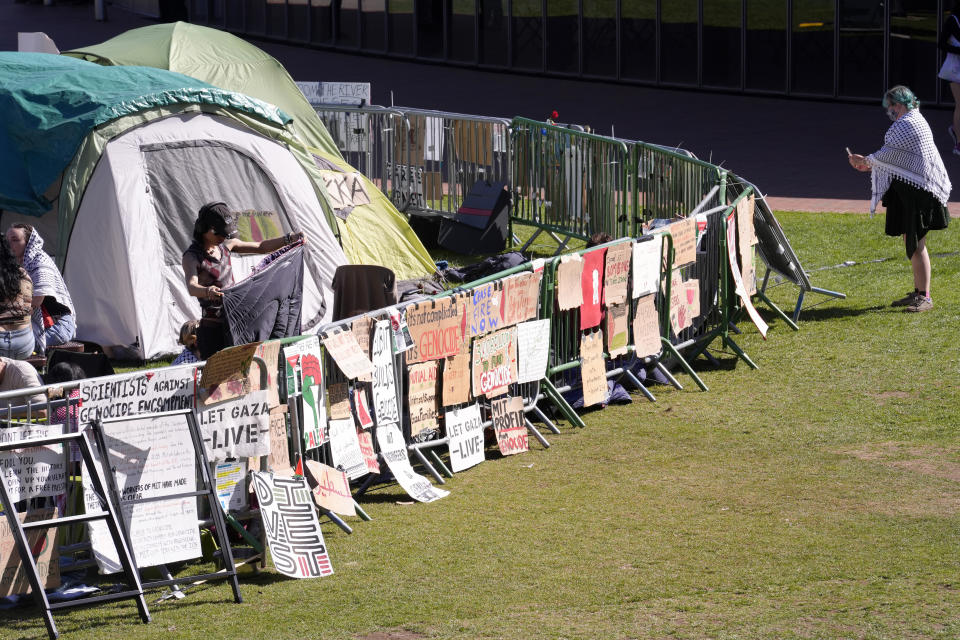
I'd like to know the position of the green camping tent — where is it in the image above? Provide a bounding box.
[67,22,437,281]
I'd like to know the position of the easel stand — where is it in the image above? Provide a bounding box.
[0,430,150,640]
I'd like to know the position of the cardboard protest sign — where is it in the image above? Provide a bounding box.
[328,417,368,480]
[322,328,373,381]
[249,340,282,408]
[354,388,374,430]
[445,404,485,472]
[408,361,440,436]
[199,342,260,403]
[441,345,472,407]
[726,211,768,338]
[491,396,528,456]
[580,248,606,330]
[196,390,272,461]
[0,424,66,502]
[84,414,202,574]
[0,508,59,597]
[605,302,629,357]
[501,271,542,326]
[376,422,449,502]
[580,331,607,407]
[328,383,351,420]
[267,406,291,473]
[669,271,691,334]
[79,366,195,427]
[670,217,697,267]
[742,258,757,296]
[556,254,584,310]
[318,170,371,209]
[251,472,334,578]
[603,241,632,305]
[471,327,518,398]
[632,294,662,358]
[215,460,248,512]
[283,336,327,450]
[356,429,380,474]
[371,320,400,424]
[406,295,464,363]
[684,278,701,320]
[305,460,356,516]
[388,307,415,353]
[737,194,758,255]
[352,317,373,359]
[632,235,662,298]
[516,319,550,383]
[466,281,503,337]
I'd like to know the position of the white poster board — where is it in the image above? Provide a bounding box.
[375,422,449,502]
[371,320,400,424]
[516,319,550,383]
[195,390,271,461]
[0,424,66,502]
[445,404,485,472]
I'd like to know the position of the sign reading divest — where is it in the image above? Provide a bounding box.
[405,296,464,363]
[445,404,485,472]
[78,366,196,426]
[195,390,271,461]
[471,327,517,398]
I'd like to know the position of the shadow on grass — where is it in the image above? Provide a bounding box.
[791,304,887,322]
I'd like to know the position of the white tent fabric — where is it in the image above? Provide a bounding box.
[65,113,347,359]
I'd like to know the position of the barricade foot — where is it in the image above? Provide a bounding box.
[411,447,446,483]
[660,339,708,392]
[723,336,758,369]
[542,378,586,428]
[320,508,353,534]
[524,417,550,448]
[531,405,561,434]
[755,290,799,331]
[624,369,656,402]
[655,362,683,390]
[353,501,372,521]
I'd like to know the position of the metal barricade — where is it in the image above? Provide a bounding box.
[628,139,726,225]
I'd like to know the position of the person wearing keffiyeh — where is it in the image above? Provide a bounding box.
[848,85,951,313]
[5,224,76,352]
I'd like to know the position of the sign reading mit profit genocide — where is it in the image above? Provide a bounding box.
[471,327,517,398]
[405,296,464,363]
[491,396,528,456]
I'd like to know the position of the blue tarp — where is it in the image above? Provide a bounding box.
[0,52,292,216]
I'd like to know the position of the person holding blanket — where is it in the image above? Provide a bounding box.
[848,86,951,313]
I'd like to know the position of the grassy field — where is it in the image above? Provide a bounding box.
[5,211,960,639]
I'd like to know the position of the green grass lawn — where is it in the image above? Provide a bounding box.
[6,211,960,639]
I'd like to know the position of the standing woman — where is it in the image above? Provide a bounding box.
[848,86,951,313]
[0,237,35,359]
[182,202,303,359]
[939,0,960,154]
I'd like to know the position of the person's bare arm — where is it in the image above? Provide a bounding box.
[182,253,222,301]
[226,231,305,255]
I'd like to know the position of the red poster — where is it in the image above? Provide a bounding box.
[579,248,606,330]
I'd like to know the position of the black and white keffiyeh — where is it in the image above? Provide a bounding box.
[867,108,951,213]
[21,230,74,351]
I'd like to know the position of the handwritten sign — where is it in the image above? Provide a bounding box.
[605,302,629,357]
[556,255,584,310]
[249,340,281,408]
[632,235,662,298]
[354,388,374,430]
[516,319,550,383]
[283,337,327,450]
[199,342,260,402]
[406,296,463,363]
[267,406,291,473]
[357,430,380,474]
[352,317,373,359]
[215,460,248,512]
[78,366,195,427]
[196,390,271,461]
[669,271,691,334]
[670,217,697,267]
[490,396,528,456]
[737,194,758,255]
[328,417,368,480]
[441,345,472,407]
[632,294,662,358]
[603,242,632,305]
[305,460,356,516]
[0,508,59,597]
[580,248,606,330]
[0,424,65,502]
[322,328,373,381]
[684,278,701,320]
[328,383,350,420]
[580,331,607,407]
[726,211,768,338]
[445,404,485,472]
[376,422,449,502]
[408,361,439,436]
[318,170,371,210]
[501,271,542,326]
[371,320,400,424]
[471,327,518,398]
[466,282,503,337]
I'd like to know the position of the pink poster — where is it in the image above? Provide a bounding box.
[579,248,606,330]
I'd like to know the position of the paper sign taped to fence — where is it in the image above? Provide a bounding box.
[580,248,606,330]
[446,403,485,472]
[283,336,327,450]
[408,361,439,436]
[388,307,415,353]
[472,327,518,398]
[372,320,400,424]
[466,281,503,337]
[516,319,550,383]
[328,383,351,420]
[352,317,374,359]
[322,328,373,381]
[442,345,472,406]
[605,303,629,357]
[737,194,758,254]
[252,471,334,578]
[491,396,528,456]
[501,271,542,326]
[196,390,271,461]
[376,422,448,502]
[603,242,632,305]
[670,217,697,267]
[0,424,66,502]
[319,170,371,210]
[199,342,260,402]
[632,235,662,298]
[684,279,701,320]
[580,331,607,407]
[556,254,584,310]
[85,413,202,573]
[633,294,662,358]
[305,460,356,516]
[354,388,374,430]
[0,508,60,597]
[328,417,368,480]
[215,460,248,512]
[726,211,768,338]
[406,296,464,363]
[357,429,380,474]
[250,340,282,408]
[78,366,196,427]
[268,406,291,473]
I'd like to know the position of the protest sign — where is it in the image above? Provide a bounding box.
[670,217,697,267]
[632,235,662,298]
[472,327,518,398]
[328,383,351,420]
[669,271,691,334]
[376,422,449,502]
[196,390,271,461]
[580,248,606,330]
[726,211,768,338]
[388,307,415,353]
[252,472,334,578]
[406,296,464,363]
[322,328,373,381]
[199,342,260,403]
[85,414,202,574]
[408,361,440,436]
[501,271,542,326]
[516,319,550,383]
[605,302,629,357]
[267,406,291,473]
[318,170,371,209]
[445,404,485,472]
[354,388,374,430]
[215,460,248,512]
[490,396,528,456]
[556,254,584,310]
[78,366,195,427]
[737,194,758,255]
[441,345,472,407]
[0,508,59,597]
[250,340,282,408]
[356,429,380,474]
[0,424,66,502]
[371,320,400,424]
[632,294,662,358]
[603,242,632,305]
[466,281,503,337]
[684,278,701,320]
[580,331,607,407]
[352,317,373,359]
[328,417,368,480]
[305,460,356,516]
[283,336,327,450]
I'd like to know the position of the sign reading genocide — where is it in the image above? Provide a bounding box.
[556,254,584,310]
[195,390,271,461]
[632,235,662,298]
[490,396,528,456]
[632,294,662,358]
[0,508,60,597]
[78,365,195,426]
[441,344,472,407]
[471,327,518,398]
[605,302,629,357]
[726,211,768,338]
[321,328,373,381]
[670,216,697,267]
[580,248,606,330]
[516,319,550,384]
[603,241,632,305]
[405,296,464,363]
[0,424,66,502]
[283,337,327,450]
[376,422,449,502]
[466,281,503,337]
[500,271,542,326]
[445,404,485,472]
[580,331,608,407]
[408,361,439,436]
[252,471,334,578]
[327,417,368,480]
[356,429,380,474]
[371,320,400,424]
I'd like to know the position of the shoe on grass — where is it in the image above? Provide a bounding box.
[905,296,933,313]
[891,290,920,307]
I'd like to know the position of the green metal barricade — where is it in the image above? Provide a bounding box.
[629,141,726,225]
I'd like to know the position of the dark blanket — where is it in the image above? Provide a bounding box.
[441,251,528,282]
[222,243,305,346]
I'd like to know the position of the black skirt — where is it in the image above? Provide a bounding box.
[881,178,950,259]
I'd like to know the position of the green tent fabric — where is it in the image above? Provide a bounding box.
[0,52,290,216]
[65,22,438,280]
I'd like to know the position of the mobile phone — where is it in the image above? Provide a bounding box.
[845,147,852,156]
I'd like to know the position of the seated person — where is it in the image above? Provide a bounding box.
[172,320,201,365]
[0,236,34,359]
[0,355,46,418]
